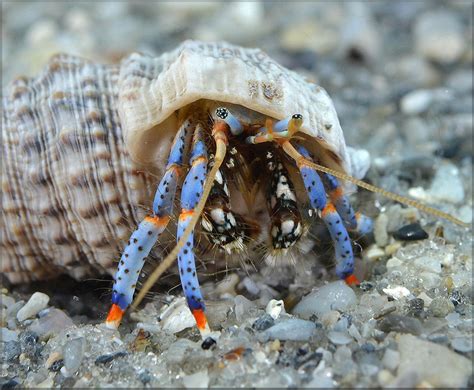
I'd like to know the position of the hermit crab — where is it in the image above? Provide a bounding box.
[1,41,465,337]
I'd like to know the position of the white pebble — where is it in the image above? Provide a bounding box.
[265,299,284,320]
[17,292,50,322]
[386,257,404,268]
[364,245,386,261]
[158,297,196,334]
[382,286,411,300]
[400,89,433,115]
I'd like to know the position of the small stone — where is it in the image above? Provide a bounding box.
[386,257,404,268]
[427,163,465,204]
[378,369,395,387]
[1,327,18,342]
[364,245,386,261]
[1,294,15,309]
[449,290,465,306]
[63,337,85,375]
[429,297,455,317]
[397,334,472,387]
[327,331,353,345]
[400,89,434,115]
[406,298,424,317]
[234,295,259,322]
[159,297,196,334]
[382,286,411,300]
[28,308,74,340]
[252,314,275,331]
[382,348,400,371]
[265,299,284,320]
[414,10,465,64]
[378,314,423,336]
[392,223,428,241]
[451,337,473,353]
[16,292,50,322]
[19,331,42,360]
[260,319,316,342]
[413,256,442,273]
[138,369,152,385]
[49,359,64,372]
[321,310,341,328]
[292,281,357,319]
[2,340,21,362]
[182,369,209,388]
[94,351,127,365]
[201,337,216,350]
[417,292,433,306]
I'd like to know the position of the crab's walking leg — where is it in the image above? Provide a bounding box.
[106,119,192,329]
[177,123,211,336]
[322,174,373,235]
[296,145,357,283]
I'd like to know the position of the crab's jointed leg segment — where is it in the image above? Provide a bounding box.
[106,120,192,329]
[295,144,356,282]
[177,123,211,336]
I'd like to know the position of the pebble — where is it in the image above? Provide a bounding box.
[397,334,472,387]
[327,331,353,345]
[378,314,423,336]
[234,295,259,322]
[382,348,400,371]
[451,337,473,353]
[252,314,275,331]
[414,10,465,64]
[428,163,465,204]
[158,297,196,334]
[28,308,74,340]
[382,286,411,300]
[16,292,50,322]
[364,245,385,262]
[400,89,434,115]
[292,281,357,319]
[182,370,209,388]
[63,337,85,375]
[1,327,18,342]
[95,351,127,365]
[429,297,455,317]
[374,214,389,247]
[265,299,284,320]
[201,337,217,350]
[393,223,428,241]
[1,294,15,309]
[406,298,425,317]
[259,319,316,342]
[19,331,42,360]
[2,340,21,362]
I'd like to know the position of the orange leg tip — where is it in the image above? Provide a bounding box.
[105,304,124,329]
[192,309,208,331]
[345,274,360,286]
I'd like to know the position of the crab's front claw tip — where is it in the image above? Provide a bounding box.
[105,303,124,329]
[344,274,360,286]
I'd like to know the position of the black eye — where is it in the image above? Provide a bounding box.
[292,114,302,120]
[216,107,228,119]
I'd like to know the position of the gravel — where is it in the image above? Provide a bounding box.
[2,1,472,388]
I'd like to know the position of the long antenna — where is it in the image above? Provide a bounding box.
[282,141,469,228]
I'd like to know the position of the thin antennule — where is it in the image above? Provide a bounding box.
[281,141,470,228]
[131,122,229,310]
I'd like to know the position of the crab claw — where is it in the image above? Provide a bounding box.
[105,304,124,329]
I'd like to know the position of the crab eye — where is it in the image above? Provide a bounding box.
[292,114,303,120]
[215,107,228,119]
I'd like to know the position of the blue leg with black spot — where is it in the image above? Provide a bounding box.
[295,144,357,283]
[106,119,193,329]
[176,124,211,336]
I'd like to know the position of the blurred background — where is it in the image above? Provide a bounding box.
[3,1,472,161]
